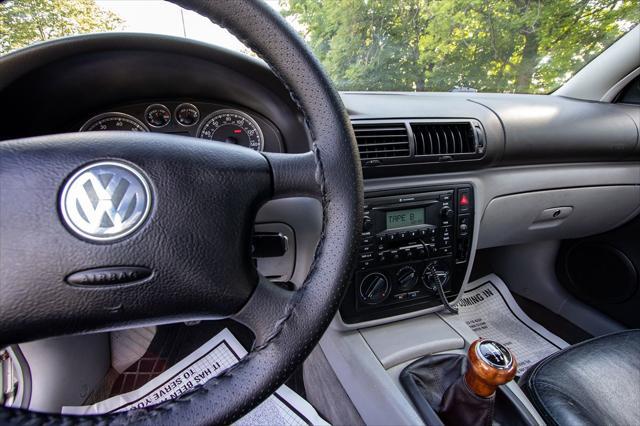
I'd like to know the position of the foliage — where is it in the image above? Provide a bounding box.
[0,0,122,55]
[282,0,639,93]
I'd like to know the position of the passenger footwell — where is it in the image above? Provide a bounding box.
[457,274,569,375]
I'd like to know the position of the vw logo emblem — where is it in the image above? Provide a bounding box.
[60,161,151,241]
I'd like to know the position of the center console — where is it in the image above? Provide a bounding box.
[340,184,474,324]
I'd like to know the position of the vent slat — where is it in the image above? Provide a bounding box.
[358,148,408,153]
[356,134,408,139]
[354,127,407,133]
[358,142,408,147]
[352,122,410,160]
[412,122,477,156]
[454,126,463,153]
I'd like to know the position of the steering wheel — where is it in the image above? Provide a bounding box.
[0,0,362,424]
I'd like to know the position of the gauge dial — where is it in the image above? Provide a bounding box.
[197,109,264,151]
[80,112,149,132]
[175,103,200,127]
[144,104,171,128]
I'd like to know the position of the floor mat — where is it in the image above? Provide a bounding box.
[511,293,592,344]
[458,274,569,375]
[63,328,329,425]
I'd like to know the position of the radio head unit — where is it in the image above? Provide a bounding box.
[340,184,474,324]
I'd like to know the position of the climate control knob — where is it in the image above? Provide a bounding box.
[422,261,450,293]
[396,266,418,292]
[359,272,390,305]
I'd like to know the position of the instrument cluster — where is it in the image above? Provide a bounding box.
[79,101,283,153]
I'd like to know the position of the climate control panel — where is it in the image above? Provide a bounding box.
[340,184,474,324]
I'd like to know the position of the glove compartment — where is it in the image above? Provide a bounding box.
[478,186,640,248]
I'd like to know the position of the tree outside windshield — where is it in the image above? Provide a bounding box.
[1,0,638,94]
[283,0,638,93]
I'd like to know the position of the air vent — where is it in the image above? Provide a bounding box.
[412,122,477,156]
[353,123,410,160]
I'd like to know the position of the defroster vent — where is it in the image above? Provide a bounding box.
[353,123,410,160]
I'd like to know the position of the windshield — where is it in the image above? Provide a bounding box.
[1,0,637,93]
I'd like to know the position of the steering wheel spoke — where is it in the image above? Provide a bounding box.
[263,151,323,199]
[232,275,296,347]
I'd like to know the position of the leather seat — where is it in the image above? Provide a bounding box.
[520,329,640,426]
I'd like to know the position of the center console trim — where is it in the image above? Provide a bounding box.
[340,184,476,325]
[337,180,481,329]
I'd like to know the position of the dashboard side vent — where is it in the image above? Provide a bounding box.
[412,122,477,156]
[353,122,410,160]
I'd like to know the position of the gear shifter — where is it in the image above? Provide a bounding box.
[439,339,517,426]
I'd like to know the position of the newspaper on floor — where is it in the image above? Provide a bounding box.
[62,328,329,426]
[457,274,569,375]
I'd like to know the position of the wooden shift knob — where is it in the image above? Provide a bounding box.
[464,339,517,397]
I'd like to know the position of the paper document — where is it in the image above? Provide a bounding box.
[63,328,329,425]
[458,274,568,375]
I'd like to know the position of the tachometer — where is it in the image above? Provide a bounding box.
[80,112,148,132]
[197,109,264,151]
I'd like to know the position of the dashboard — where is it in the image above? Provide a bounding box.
[1,33,639,328]
[77,101,283,152]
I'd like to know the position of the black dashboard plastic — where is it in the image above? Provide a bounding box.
[471,95,639,165]
[1,34,639,174]
[343,92,639,177]
[0,34,309,153]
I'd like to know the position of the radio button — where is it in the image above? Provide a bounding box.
[359,260,373,269]
[389,250,400,262]
[439,246,453,256]
[440,193,452,202]
[437,226,452,246]
[359,252,374,261]
[458,216,471,235]
[394,293,408,301]
[363,216,373,232]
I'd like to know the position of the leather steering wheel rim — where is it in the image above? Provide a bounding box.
[0,0,362,424]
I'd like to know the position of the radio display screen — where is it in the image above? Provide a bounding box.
[385,207,425,230]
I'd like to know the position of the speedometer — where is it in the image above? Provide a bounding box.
[196,109,264,152]
[80,112,148,132]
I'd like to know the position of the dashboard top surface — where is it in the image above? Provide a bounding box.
[1,33,638,174]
